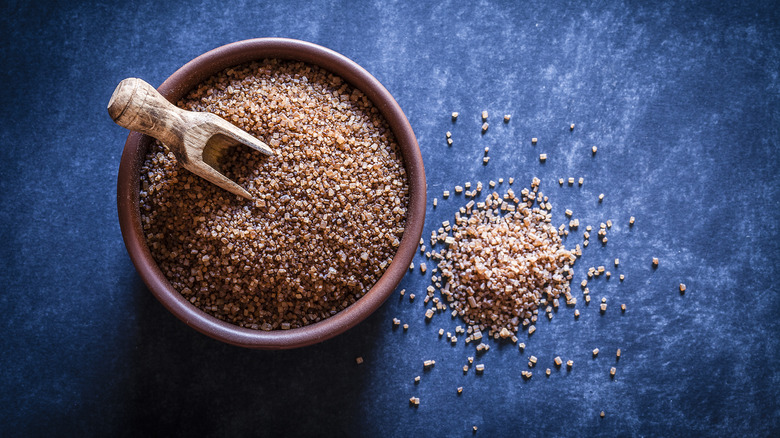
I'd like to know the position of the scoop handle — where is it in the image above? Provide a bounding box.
[107,78,187,150]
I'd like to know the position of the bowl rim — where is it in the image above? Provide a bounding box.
[117,38,426,349]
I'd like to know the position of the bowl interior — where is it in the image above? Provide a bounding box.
[117,38,426,349]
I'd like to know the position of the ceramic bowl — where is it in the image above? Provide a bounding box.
[117,38,425,349]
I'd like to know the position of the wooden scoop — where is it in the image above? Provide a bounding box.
[108,78,274,199]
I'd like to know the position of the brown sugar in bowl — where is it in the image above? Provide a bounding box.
[116,38,426,349]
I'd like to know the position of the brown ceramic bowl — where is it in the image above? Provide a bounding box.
[117,38,425,349]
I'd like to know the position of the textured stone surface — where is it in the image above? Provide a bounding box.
[1,0,778,436]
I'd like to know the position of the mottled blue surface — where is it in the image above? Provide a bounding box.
[1,0,778,436]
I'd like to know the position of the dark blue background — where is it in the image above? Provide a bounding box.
[1,1,778,436]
